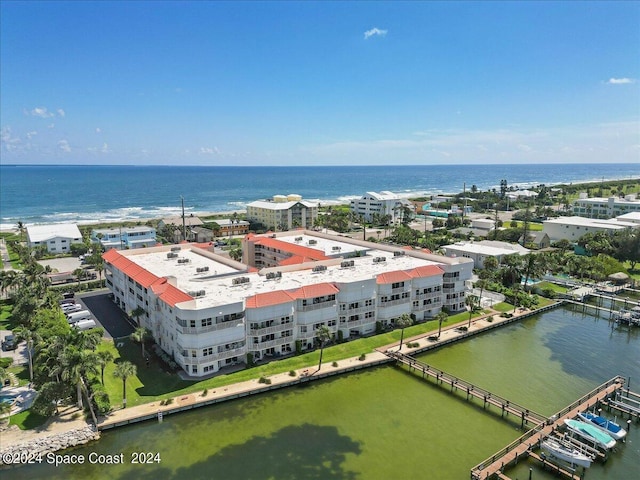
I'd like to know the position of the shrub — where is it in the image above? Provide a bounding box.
[487,315,494,323]
[201,389,208,397]
[289,370,296,377]
[332,361,338,367]
[0,357,13,368]
[258,376,271,384]
[358,353,366,361]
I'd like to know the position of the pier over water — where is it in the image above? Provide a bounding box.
[385,352,628,480]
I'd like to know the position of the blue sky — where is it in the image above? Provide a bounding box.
[1,1,638,166]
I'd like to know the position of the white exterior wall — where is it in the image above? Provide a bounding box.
[246,302,295,360]
[336,278,377,337]
[411,275,444,321]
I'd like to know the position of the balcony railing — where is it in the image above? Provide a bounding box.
[339,317,376,328]
[177,320,245,335]
[378,298,411,308]
[298,302,337,312]
[250,336,293,350]
[177,346,246,365]
[249,323,292,336]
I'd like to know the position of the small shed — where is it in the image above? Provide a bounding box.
[608,272,629,285]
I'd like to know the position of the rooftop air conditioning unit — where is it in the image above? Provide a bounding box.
[308,239,317,245]
[171,246,181,252]
[373,257,387,263]
[393,251,406,257]
[312,265,327,272]
[340,260,355,268]
[166,252,178,259]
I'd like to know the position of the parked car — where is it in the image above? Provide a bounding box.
[62,303,83,314]
[2,334,16,351]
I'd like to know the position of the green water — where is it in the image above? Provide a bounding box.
[6,306,640,479]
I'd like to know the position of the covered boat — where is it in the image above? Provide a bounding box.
[564,419,617,450]
[577,411,627,440]
[541,438,593,468]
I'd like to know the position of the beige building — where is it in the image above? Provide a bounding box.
[246,194,318,231]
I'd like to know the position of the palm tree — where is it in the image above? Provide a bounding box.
[73,268,85,290]
[130,306,146,327]
[130,326,150,358]
[114,361,137,408]
[435,311,448,339]
[96,350,114,384]
[465,294,481,328]
[315,325,332,371]
[395,313,412,351]
[229,247,242,262]
[61,348,99,410]
[14,327,38,381]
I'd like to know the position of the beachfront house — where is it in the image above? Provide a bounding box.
[26,223,83,253]
[91,226,157,250]
[103,231,472,378]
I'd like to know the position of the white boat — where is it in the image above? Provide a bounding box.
[541,438,593,468]
[564,419,617,450]
[577,411,627,440]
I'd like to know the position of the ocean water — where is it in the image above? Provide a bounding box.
[1,163,639,229]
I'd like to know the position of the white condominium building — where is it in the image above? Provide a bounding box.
[103,231,472,378]
[246,194,318,231]
[350,191,409,223]
[572,193,640,219]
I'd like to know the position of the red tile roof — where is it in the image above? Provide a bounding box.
[291,282,339,299]
[376,270,413,284]
[410,265,444,278]
[246,290,295,308]
[102,249,192,307]
[252,237,329,262]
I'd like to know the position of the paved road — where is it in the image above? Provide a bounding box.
[78,291,135,339]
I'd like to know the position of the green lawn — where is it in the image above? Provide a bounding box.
[535,281,569,294]
[7,409,48,430]
[100,315,475,408]
[0,302,17,330]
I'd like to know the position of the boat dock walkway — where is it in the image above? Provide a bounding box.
[469,376,625,480]
[387,352,548,427]
[602,389,640,420]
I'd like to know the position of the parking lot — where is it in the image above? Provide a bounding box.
[77,291,135,340]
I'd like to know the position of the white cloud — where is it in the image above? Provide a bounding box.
[31,107,55,118]
[364,27,387,40]
[199,147,220,155]
[606,77,636,85]
[57,108,66,117]
[95,128,102,134]
[47,123,55,129]
[57,139,71,153]
[101,142,109,153]
[26,131,37,139]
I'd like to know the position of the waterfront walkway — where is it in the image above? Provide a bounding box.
[2,303,554,445]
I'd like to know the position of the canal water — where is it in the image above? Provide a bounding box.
[6,305,640,480]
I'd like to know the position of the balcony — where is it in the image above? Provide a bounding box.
[249,323,292,336]
[250,336,293,350]
[177,320,245,335]
[298,301,337,312]
[339,317,376,328]
[177,346,246,365]
[378,298,411,308]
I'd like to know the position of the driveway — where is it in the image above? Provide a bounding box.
[78,291,135,340]
[0,329,28,366]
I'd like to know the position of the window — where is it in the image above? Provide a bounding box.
[202,347,214,356]
[201,318,212,327]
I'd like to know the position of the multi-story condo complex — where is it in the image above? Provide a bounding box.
[103,231,472,378]
[27,223,83,253]
[572,193,640,219]
[349,191,410,223]
[246,194,318,231]
[91,226,157,250]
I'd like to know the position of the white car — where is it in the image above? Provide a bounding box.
[62,303,83,313]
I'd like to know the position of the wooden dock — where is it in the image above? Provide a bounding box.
[469,376,625,480]
[388,352,547,427]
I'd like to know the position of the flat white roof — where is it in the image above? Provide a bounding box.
[27,223,82,242]
[443,241,528,257]
[127,243,443,309]
[543,216,638,229]
[276,234,373,257]
[247,200,317,210]
[93,226,155,234]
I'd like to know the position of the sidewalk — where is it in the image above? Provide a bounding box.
[2,303,552,446]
